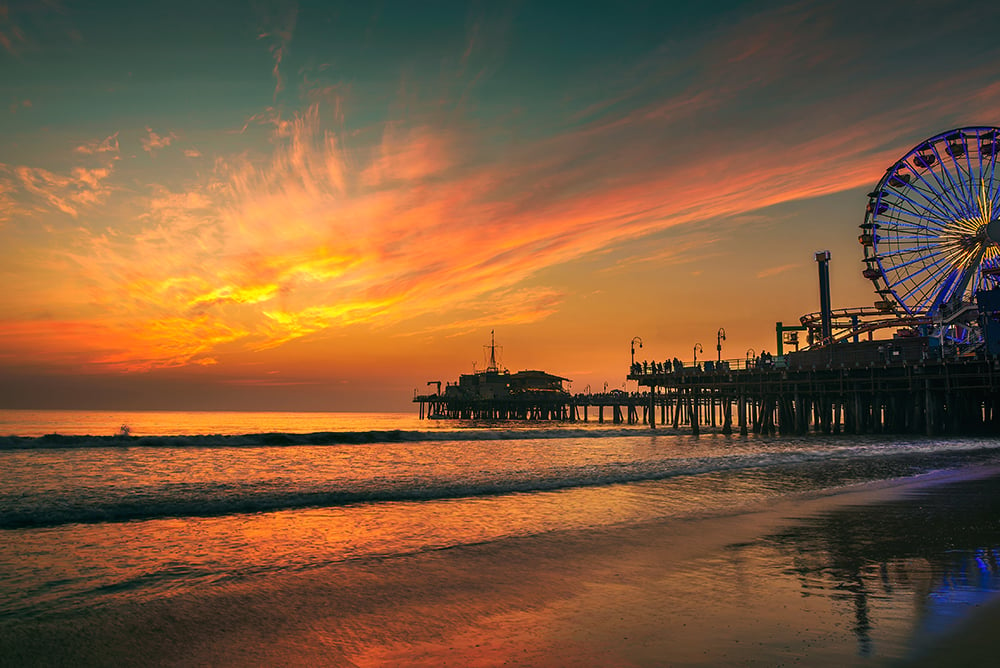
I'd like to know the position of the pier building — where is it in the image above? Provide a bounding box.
[414,332,572,420]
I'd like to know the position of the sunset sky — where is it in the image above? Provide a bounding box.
[3,0,1000,411]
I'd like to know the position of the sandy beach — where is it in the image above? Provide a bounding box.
[5,463,1000,667]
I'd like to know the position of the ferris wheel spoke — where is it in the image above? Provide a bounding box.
[987,137,1000,210]
[881,212,952,235]
[877,243,945,257]
[920,157,966,219]
[930,142,975,217]
[881,226,941,239]
[906,170,967,222]
[893,257,957,305]
[981,135,996,195]
[974,128,1000,213]
[966,132,979,192]
[881,209,953,236]
[886,192,959,230]
[966,131,997,214]
[912,146,971,220]
[878,235,946,248]
[883,199,959,232]
[896,175,964,221]
[938,140,976,213]
[881,237,947,249]
[882,247,948,275]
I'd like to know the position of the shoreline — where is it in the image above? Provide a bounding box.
[6,464,1000,666]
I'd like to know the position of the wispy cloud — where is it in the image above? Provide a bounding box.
[13,163,114,216]
[74,132,119,155]
[256,1,298,102]
[8,98,31,114]
[141,127,175,154]
[757,263,801,279]
[0,2,28,55]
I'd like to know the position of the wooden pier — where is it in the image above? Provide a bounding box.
[630,354,1000,436]
[413,391,647,424]
[414,331,1000,436]
[417,355,1000,436]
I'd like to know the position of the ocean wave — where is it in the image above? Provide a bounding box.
[0,427,647,450]
[4,441,1000,530]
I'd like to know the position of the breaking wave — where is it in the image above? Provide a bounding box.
[0,427,645,450]
[4,439,1000,530]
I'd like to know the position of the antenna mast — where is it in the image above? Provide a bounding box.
[488,329,498,372]
[481,329,504,373]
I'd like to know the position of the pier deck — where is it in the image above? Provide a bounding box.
[416,355,1000,436]
[630,355,1000,436]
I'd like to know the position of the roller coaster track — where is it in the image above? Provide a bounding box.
[798,302,980,346]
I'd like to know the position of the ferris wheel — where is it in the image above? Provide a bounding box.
[861,126,1000,317]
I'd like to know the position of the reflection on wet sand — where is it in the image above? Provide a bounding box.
[762,473,1000,660]
[7,466,1000,666]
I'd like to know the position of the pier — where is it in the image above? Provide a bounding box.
[629,350,1000,436]
[414,390,646,424]
[416,346,1000,437]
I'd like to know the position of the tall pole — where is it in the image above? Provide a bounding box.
[717,327,726,362]
[816,251,833,344]
[693,343,703,365]
[489,329,497,371]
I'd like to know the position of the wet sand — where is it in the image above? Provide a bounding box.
[5,467,1000,666]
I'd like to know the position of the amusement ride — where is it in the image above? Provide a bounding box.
[797,126,1000,353]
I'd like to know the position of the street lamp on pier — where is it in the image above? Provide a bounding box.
[716,328,726,362]
[631,336,643,367]
[693,343,703,365]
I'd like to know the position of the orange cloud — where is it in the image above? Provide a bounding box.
[13,161,115,216]
[757,263,802,279]
[34,72,1000,372]
[6,1,1000,377]
[74,133,120,155]
[141,127,176,154]
[0,315,230,372]
[361,124,455,186]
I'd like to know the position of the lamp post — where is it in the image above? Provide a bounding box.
[693,343,703,365]
[716,327,726,362]
[746,348,755,368]
[631,336,643,368]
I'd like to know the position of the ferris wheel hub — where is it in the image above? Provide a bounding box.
[986,218,1000,244]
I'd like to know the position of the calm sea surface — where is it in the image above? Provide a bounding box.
[4,409,1000,665]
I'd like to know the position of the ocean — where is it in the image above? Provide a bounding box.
[3,409,1000,666]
